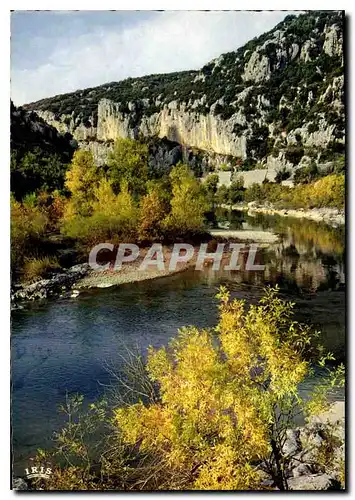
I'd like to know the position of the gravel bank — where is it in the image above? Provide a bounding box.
[234,203,345,226]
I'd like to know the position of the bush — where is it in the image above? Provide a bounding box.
[293,162,319,184]
[23,256,61,282]
[163,164,210,236]
[285,145,304,166]
[229,177,245,204]
[114,287,344,490]
[11,196,49,273]
[243,174,344,209]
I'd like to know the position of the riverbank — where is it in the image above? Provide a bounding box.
[11,232,279,306]
[232,203,345,226]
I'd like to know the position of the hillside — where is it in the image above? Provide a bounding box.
[11,102,77,199]
[23,10,345,174]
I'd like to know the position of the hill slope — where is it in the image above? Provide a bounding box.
[24,10,345,173]
[11,102,77,198]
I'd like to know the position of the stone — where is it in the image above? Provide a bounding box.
[12,477,28,490]
[282,429,300,457]
[293,463,311,478]
[11,264,91,304]
[287,473,339,491]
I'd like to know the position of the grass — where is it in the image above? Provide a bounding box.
[23,256,61,282]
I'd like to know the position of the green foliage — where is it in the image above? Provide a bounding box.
[275,168,291,184]
[293,162,319,184]
[285,145,304,166]
[204,174,219,194]
[244,174,345,209]
[107,138,149,196]
[11,149,70,201]
[11,103,75,199]
[229,177,245,204]
[163,164,210,236]
[215,184,230,205]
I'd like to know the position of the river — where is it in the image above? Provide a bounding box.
[11,211,345,475]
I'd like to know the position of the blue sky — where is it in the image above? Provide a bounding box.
[11,10,295,105]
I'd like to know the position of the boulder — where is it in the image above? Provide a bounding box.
[287,473,339,491]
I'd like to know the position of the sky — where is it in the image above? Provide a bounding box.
[11,10,297,106]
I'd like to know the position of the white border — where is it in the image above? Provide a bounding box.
[2,1,353,497]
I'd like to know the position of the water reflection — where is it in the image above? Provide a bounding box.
[213,209,345,294]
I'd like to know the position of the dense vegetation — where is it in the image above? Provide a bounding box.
[205,171,345,210]
[11,102,76,199]
[30,287,344,490]
[11,139,214,281]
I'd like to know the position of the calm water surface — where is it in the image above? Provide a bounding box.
[11,211,345,474]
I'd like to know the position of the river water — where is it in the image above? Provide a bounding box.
[11,211,345,475]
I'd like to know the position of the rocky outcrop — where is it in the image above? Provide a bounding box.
[323,24,343,57]
[11,264,90,305]
[243,203,345,226]
[258,401,345,490]
[26,11,344,174]
[96,98,248,158]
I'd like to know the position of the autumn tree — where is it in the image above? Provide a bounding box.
[138,187,168,242]
[64,150,101,217]
[164,164,210,235]
[107,138,149,196]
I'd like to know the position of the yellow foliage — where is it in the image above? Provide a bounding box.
[138,188,167,241]
[164,164,210,235]
[11,195,49,271]
[114,286,338,490]
[23,256,60,282]
[64,150,101,216]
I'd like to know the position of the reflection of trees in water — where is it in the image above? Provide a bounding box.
[213,210,345,293]
[225,210,345,256]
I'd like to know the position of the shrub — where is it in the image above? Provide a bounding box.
[215,185,230,205]
[219,163,232,172]
[23,256,61,282]
[293,162,319,184]
[229,177,245,204]
[11,196,49,272]
[204,174,219,194]
[115,287,344,490]
[285,145,304,166]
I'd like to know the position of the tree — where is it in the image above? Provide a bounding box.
[229,176,245,204]
[138,187,168,242]
[204,174,219,195]
[107,138,149,196]
[164,164,210,235]
[64,150,101,217]
[11,149,69,200]
[215,184,230,205]
[115,287,344,490]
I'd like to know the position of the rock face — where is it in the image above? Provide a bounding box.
[260,402,345,490]
[25,11,344,176]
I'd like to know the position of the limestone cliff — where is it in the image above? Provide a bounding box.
[26,10,345,175]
